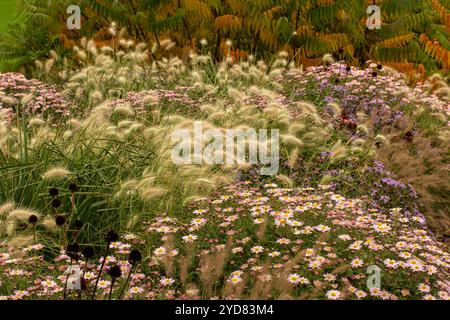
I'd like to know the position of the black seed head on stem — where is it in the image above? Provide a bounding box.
[128,249,142,265]
[55,215,66,226]
[108,265,122,279]
[69,183,79,193]
[82,246,95,260]
[51,198,61,209]
[73,219,83,229]
[66,243,80,261]
[67,243,80,253]
[105,230,119,243]
[28,214,38,224]
[49,188,59,197]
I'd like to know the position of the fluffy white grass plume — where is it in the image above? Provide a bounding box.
[0,202,15,217]
[63,130,74,139]
[282,134,304,147]
[1,96,17,106]
[40,217,57,231]
[42,167,72,180]
[142,94,159,106]
[8,235,34,247]
[28,118,46,127]
[200,104,217,115]
[296,101,318,115]
[117,120,135,129]
[351,138,368,146]
[356,111,368,122]
[320,174,334,185]
[327,103,341,116]
[137,176,156,189]
[375,134,389,145]
[34,60,43,70]
[278,51,289,59]
[276,174,293,187]
[6,208,40,235]
[68,119,82,130]
[322,53,335,65]
[329,140,347,162]
[288,122,305,135]
[143,127,160,139]
[288,147,299,168]
[434,87,450,101]
[207,111,227,122]
[21,93,34,106]
[228,89,244,103]
[356,125,369,136]
[87,40,98,56]
[140,187,167,200]
[90,90,103,103]
[7,208,39,221]
[116,179,139,197]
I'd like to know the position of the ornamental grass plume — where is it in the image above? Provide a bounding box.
[42,167,72,180]
[282,134,304,147]
[329,140,347,162]
[6,208,40,236]
[322,53,335,66]
[0,202,15,218]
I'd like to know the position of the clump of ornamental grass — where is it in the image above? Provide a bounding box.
[1,37,449,301]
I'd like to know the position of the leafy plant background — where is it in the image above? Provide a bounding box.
[1,0,450,76]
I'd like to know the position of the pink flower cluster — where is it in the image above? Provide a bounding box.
[0,73,69,118]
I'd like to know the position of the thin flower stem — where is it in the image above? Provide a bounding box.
[78,259,89,300]
[118,265,135,300]
[108,279,116,300]
[71,192,75,214]
[92,244,110,300]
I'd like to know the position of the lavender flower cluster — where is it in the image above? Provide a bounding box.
[286,63,450,124]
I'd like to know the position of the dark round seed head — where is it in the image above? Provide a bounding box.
[28,214,38,224]
[55,215,66,226]
[128,249,142,265]
[69,183,79,193]
[346,66,351,72]
[105,230,119,243]
[377,64,382,70]
[49,188,59,197]
[372,71,378,77]
[66,247,80,261]
[73,219,83,229]
[66,243,80,254]
[108,265,122,279]
[51,198,61,209]
[338,48,344,54]
[82,246,95,259]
